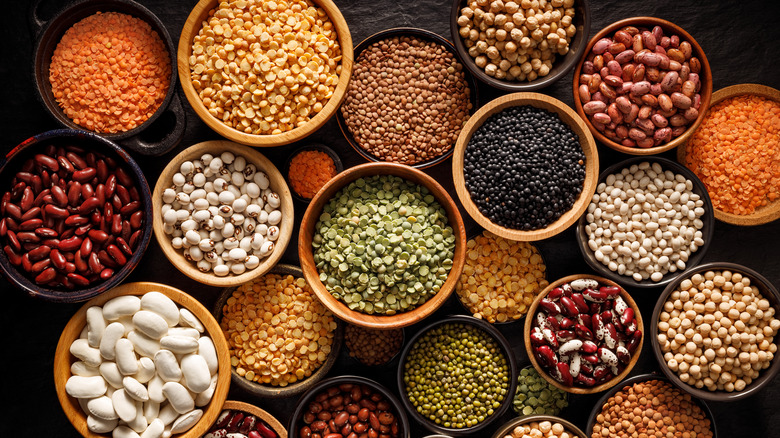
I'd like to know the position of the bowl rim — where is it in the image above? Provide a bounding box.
[490,413,587,438]
[449,0,591,91]
[283,143,345,204]
[523,274,645,394]
[211,263,343,398]
[650,261,780,402]
[571,16,713,156]
[584,372,719,438]
[176,0,353,147]
[53,281,232,438]
[0,129,154,302]
[287,374,411,438]
[452,91,599,242]
[575,155,715,289]
[335,26,480,169]
[216,400,288,438]
[395,314,518,436]
[298,161,467,329]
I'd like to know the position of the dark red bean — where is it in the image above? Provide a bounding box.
[66,152,87,169]
[59,236,83,252]
[35,267,57,284]
[73,168,96,183]
[31,258,52,273]
[35,154,59,172]
[78,197,101,215]
[3,245,22,266]
[67,273,90,287]
[44,204,69,219]
[27,245,51,262]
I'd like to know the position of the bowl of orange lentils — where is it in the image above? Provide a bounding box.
[284,143,344,203]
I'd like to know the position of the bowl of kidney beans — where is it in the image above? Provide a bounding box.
[289,375,409,438]
[204,400,287,438]
[524,274,644,394]
[0,129,153,302]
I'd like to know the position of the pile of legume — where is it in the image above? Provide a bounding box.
[188,0,342,135]
[456,0,577,82]
[590,379,713,438]
[657,269,779,393]
[220,273,337,386]
[464,105,585,230]
[402,322,510,429]
[49,12,171,134]
[312,174,456,315]
[344,324,404,366]
[456,230,548,323]
[584,161,706,283]
[287,149,337,199]
[340,35,472,165]
[504,420,577,438]
[683,94,780,215]
[205,408,279,438]
[513,366,568,416]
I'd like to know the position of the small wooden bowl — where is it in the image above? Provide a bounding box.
[207,400,288,438]
[575,156,715,290]
[651,262,780,402]
[452,92,599,242]
[283,143,344,204]
[677,83,780,226]
[177,0,353,148]
[152,140,294,287]
[524,274,644,395]
[572,17,713,156]
[491,414,587,438]
[212,264,343,398]
[53,282,232,438]
[298,162,467,329]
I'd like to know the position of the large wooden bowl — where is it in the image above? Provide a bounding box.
[298,162,467,329]
[572,17,713,156]
[152,140,294,287]
[177,0,353,147]
[524,274,644,395]
[452,92,599,241]
[677,83,780,226]
[53,282,231,438]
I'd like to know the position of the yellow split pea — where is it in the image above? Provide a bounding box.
[220,273,337,386]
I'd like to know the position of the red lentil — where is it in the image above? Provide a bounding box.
[287,149,337,199]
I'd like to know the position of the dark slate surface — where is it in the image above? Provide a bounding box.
[2,0,780,437]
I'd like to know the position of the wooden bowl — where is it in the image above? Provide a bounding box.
[575,156,715,290]
[152,140,294,287]
[298,162,467,329]
[53,281,231,438]
[449,0,591,92]
[524,274,644,395]
[677,83,780,226]
[177,0,353,148]
[207,400,288,438]
[651,262,780,402]
[212,264,343,398]
[452,92,599,241]
[336,27,479,169]
[491,414,587,438]
[572,17,713,156]
[283,143,344,204]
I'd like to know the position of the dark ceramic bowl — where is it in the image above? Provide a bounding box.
[396,314,517,437]
[0,129,153,302]
[449,0,590,92]
[576,156,714,289]
[31,0,184,156]
[336,27,479,169]
[651,262,780,402]
[283,143,344,204]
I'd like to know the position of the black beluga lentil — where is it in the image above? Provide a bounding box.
[464,106,586,230]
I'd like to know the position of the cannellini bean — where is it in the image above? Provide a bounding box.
[140,292,180,326]
[181,354,212,393]
[66,375,108,398]
[133,311,169,340]
[170,409,203,434]
[154,349,182,382]
[103,295,142,321]
[70,339,103,368]
[86,306,107,348]
[87,415,119,434]
[162,381,195,414]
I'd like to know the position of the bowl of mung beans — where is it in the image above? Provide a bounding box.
[177,0,353,147]
[651,262,780,402]
[397,315,517,437]
[298,162,467,329]
[491,414,587,438]
[337,27,478,169]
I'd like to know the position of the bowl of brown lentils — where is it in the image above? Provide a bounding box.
[337,27,478,169]
[344,323,405,367]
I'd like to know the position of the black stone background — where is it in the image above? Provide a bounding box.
[1,0,779,436]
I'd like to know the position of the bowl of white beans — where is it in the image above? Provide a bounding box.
[575,156,714,289]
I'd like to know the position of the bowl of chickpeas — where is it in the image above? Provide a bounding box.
[651,262,780,401]
[490,414,587,438]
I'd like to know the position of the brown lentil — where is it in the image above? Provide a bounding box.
[344,324,403,366]
[340,35,472,165]
[591,379,713,438]
[504,420,577,438]
[220,273,338,386]
[456,230,548,323]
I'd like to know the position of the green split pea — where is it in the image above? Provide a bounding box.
[513,366,568,416]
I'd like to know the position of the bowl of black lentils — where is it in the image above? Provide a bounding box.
[452,92,599,242]
[397,314,518,436]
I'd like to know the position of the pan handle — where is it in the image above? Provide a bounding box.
[119,90,187,157]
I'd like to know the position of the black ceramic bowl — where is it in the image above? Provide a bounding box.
[31,0,184,156]
[336,27,480,169]
[586,373,718,437]
[0,129,153,302]
[289,375,410,438]
[651,262,780,402]
[576,156,714,290]
[396,314,518,437]
[449,0,590,92]
[283,143,344,204]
